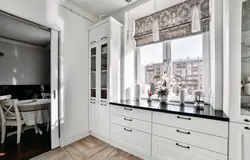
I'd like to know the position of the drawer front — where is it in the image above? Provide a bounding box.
[153,123,228,155]
[152,135,227,160]
[153,112,228,138]
[111,123,151,156]
[111,105,152,122]
[111,114,151,133]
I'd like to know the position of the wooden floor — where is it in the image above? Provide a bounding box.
[32,136,142,160]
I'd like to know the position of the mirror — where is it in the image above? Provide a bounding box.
[241,0,250,116]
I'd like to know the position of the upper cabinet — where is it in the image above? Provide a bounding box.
[88,17,122,102]
[224,0,250,125]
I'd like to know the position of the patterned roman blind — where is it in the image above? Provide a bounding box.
[134,0,210,47]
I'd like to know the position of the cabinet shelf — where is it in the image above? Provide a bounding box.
[101,52,107,55]
[101,70,107,72]
[91,55,96,57]
[91,71,96,73]
[242,56,250,60]
[101,88,107,90]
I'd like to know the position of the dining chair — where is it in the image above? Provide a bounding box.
[0,99,24,144]
[41,93,50,99]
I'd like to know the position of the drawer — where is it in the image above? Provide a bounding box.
[111,123,151,156]
[153,123,228,155]
[152,135,227,160]
[153,112,228,138]
[111,114,151,133]
[111,105,152,122]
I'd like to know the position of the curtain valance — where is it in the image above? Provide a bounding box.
[134,0,210,47]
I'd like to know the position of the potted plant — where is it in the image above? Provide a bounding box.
[156,74,170,103]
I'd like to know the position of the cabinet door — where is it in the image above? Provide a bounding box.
[229,122,250,160]
[98,103,110,139]
[99,40,109,102]
[152,136,227,160]
[89,45,98,100]
[89,101,98,135]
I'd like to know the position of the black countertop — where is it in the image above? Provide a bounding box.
[110,100,229,122]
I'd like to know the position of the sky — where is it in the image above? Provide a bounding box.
[139,34,203,66]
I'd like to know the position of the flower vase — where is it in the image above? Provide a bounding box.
[160,95,168,103]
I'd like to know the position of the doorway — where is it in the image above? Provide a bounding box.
[0,11,60,160]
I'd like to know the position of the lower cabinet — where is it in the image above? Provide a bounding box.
[98,103,110,139]
[89,101,99,135]
[152,136,227,160]
[229,122,250,160]
[110,123,151,157]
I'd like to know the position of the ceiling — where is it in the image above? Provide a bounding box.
[0,12,51,47]
[68,0,139,17]
[129,0,187,20]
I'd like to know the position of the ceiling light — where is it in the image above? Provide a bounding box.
[126,0,132,2]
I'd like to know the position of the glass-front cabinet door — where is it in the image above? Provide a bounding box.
[90,46,97,99]
[241,0,250,123]
[100,42,108,100]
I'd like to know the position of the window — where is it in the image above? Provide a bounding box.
[138,34,207,102]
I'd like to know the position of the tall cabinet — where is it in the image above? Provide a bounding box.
[224,0,250,159]
[88,17,122,141]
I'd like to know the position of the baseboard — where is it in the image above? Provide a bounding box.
[60,131,90,147]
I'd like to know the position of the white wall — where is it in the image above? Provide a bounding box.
[0,41,50,85]
[0,0,95,146]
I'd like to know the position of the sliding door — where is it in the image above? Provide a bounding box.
[50,29,60,149]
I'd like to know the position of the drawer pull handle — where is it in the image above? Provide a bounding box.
[124,128,132,132]
[101,36,108,40]
[245,127,250,130]
[124,108,132,111]
[177,130,191,135]
[245,119,250,122]
[177,116,191,120]
[90,102,95,104]
[124,118,132,121]
[90,41,96,44]
[176,143,190,149]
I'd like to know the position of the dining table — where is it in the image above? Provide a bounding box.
[17,99,50,135]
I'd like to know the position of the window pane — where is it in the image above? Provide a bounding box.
[171,35,203,98]
[139,43,163,96]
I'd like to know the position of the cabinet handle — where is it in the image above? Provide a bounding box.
[124,108,132,111]
[90,102,95,104]
[177,116,191,120]
[177,130,191,135]
[90,41,96,44]
[124,118,132,121]
[245,119,250,123]
[101,36,107,40]
[101,100,106,102]
[245,127,250,130]
[176,143,190,149]
[124,128,132,132]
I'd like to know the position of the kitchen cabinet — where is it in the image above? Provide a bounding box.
[229,122,250,160]
[88,17,122,141]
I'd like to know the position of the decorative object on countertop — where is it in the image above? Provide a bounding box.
[134,84,141,100]
[180,87,185,106]
[147,90,153,103]
[244,83,250,95]
[193,91,205,110]
[241,77,250,95]
[156,74,170,103]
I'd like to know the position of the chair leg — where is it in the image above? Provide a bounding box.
[17,125,21,144]
[1,125,6,144]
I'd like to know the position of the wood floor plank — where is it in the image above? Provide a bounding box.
[32,136,142,160]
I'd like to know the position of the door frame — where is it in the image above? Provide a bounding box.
[0,9,62,149]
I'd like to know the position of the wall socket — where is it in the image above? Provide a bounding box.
[0,52,4,57]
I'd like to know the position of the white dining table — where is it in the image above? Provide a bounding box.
[17,99,50,134]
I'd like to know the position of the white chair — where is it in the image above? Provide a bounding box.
[41,93,50,99]
[0,99,24,144]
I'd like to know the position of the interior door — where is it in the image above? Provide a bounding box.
[50,29,60,149]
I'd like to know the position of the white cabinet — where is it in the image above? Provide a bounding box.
[98,103,110,139]
[229,122,250,160]
[88,17,122,141]
[89,101,98,135]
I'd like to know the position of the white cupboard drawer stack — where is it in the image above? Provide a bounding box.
[110,105,152,158]
[109,104,229,160]
[152,112,229,160]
